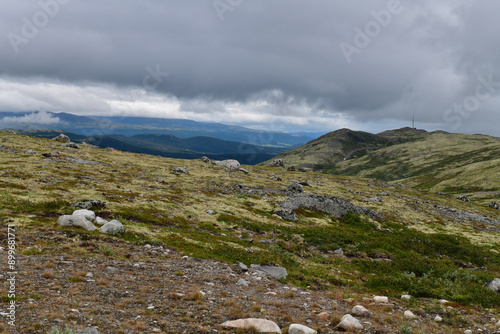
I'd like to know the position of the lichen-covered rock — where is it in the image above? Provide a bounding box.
[484,278,500,293]
[336,314,363,331]
[288,324,317,334]
[351,305,373,317]
[215,159,241,170]
[72,209,96,222]
[99,220,125,234]
[58,215,97,231]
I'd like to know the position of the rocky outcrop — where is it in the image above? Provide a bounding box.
[273,209,298,222]
[489,201,500,209]
[455,195,470,202]
[268,159,285,168]
[433,204,500,226]
[278,193,382,220]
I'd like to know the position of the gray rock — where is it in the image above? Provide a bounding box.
[288,183,304,193]
[351,305,372,317]
[66,157,103,165]
[172,167,189,174]
[404,310,418,319]
[287,166,296,171]
[251,264,287,279]
[237,278,250,287]
[362,196,383,203]
[288,324,317,334]
[222,318,282,333]
[298,167,313,172]
[484,278,500,293]
[64,142,80,149]
[269,176,282,181]
[157,178,164,183]
[76,328,100,334]
[71,200,106,210]
[52,134,70,142]
[273,209,298,222]
[279,193,382,220]
[434,315,443,322]
[58,215,97,231]
[215,159,241,170]
[42,152,60,157]
[333,248,344,255]
[94,217,108,226]
[455,195,470,202]
[72,209,96,222]
[25,149,35,154]
[489,201,500,209]
[200,156,211,163]
[99,220,125,235]
[268,159,286,168]
[464,330,472,334]
[238,168,250,174]
[205,209,216,215]
[433,204,500,226]
[238,262,248,272]
[336,314,363,331]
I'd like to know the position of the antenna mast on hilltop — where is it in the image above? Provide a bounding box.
[412,115,415,129]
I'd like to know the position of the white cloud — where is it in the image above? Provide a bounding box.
[0,110,62,126]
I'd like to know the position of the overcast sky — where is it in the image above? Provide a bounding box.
[1,0,500,135]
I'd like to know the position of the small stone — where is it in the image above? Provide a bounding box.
[52,134,70,142]
[289,183,304,193]
[99,220,125,234]
[434,315,443,322]
[238,262,248,272]
[76,328,100,334]
[404,310,418,319]
[172,167,189,174]
[85,272,93,277]
[58,215,97,231]
[373,296,389,303]
[206,209,216,215]
[94,217,108,226]
[401,295,411,300]
[25,149,35,154]
[333,248,344,255]
[222,318,282,333]
[288,324,317,334]
[351,305,373,317]
[483,278,500,293]
[72,209,96,222]
[464,330,472,334]
[237,278,250,287]
[336,314,363,331]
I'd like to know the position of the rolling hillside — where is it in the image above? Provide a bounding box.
[266,127,500,194]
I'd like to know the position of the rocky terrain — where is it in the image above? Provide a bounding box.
[0,131,499,333]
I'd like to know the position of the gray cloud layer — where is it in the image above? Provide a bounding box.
[1,0,500,135]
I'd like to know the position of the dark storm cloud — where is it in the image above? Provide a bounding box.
[1,0,500,134]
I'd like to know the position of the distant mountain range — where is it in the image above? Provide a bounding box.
[0,111,314,164]
[265,127,500,193]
